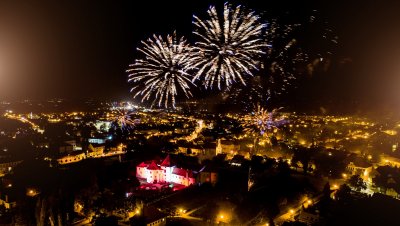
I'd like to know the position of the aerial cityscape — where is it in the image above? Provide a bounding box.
[0,0,400,226]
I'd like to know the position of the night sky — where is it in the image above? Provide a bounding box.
[0,0,400,113]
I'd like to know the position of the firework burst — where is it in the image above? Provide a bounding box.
[225,10,338,109]
[109,109,139,131]
[223,21,306,109]
[127,33,195,108]
[243,104,286,136]
[191,3,268,89]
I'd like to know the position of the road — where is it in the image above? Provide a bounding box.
[243,194,323,226]
[274,194,323,225]
[175,205,205,221]
[3,112,44,133]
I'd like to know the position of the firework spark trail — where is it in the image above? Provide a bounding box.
[127,33,195,108]
[191,3,268,89]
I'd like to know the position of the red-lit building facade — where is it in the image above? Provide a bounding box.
[136,155,196,187]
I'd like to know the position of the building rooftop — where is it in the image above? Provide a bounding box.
[172,168,193,178]
[160,155,171,167]
[137,162,147,168]
[147,161,160,170]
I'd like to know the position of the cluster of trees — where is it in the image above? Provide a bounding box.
[233,156,316,225]
[324,184,400,226]
[347,174,367,191]
[5,158,139,225]
[291,145,348,178]
[373,165,400,193]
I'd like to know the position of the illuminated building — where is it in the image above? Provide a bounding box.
[86,144,105,158]
[57,151,86,165]
[55,143,125,165]
[88,136,112,144]
[0,192,16,209]
[136,155,195,187]
[216,139,241,154]
[0,160,23,177]
[347,161,372,176]
[177,142,217,162]
[59,140,82,153]
[197,165,218,185]
[94,120,111,132]
[380,154,400,168]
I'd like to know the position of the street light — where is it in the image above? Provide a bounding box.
[178,208,186,215]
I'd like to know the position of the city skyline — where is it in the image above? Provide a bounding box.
[1,1,400,223]
[0,0,400,114]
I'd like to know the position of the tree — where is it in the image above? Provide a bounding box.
[319,182,332,216]
[373,165,400,193]
[277,159,291,177]
[265,202,280,226]
[203,201,218,223]
[313,149,347,178]
[270,136,278,147]
[250,155,264,173]
[348,175,366,191]
[335,184,352,203]
[291,146,314,174]
[322,182,331,198]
